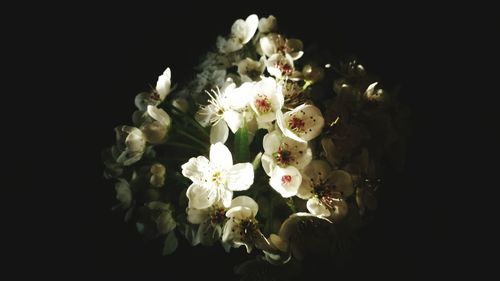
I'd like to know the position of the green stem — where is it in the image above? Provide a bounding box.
[164,142,205,153]
[175,126,209,149]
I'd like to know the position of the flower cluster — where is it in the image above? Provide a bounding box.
[103,14,408,271]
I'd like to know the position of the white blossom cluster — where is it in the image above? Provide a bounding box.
[103,13,407,268]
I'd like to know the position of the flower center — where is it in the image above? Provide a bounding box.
[210,207,227,224]
[211,171,224,186]
[288,116,305,132]
[281,175,292,185]
[314,183,342,209]
[255,94,272,113]
[273,144,294,166]
[275,61,293,75]
[239,218,258,238]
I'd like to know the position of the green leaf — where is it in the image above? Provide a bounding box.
[162,231,178,255]
[234,127,250,163]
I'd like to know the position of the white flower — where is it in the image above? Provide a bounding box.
[196,83,252,144]
[269,165,302,198]
[265,53,295,79]
[297,160,353,220]
[181,143,254,209]
[187,196,259,245]
[140,105,171,144]
[115,126,146,166]
[249,77,284,125]
[222,196,268,253]
[258,15,277,33]
[276,104,325,143]
[155,67,172,102]
[217,14,258,53]
[261,130,312,175]
[115,178,131,208]
[236,56,266,82]
[259,34,303,60]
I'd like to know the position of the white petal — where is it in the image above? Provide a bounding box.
[303,160,331,185]
[226,206,253,219]
[147,105,171,127]
[181,156,210,183]
[187,208,210,224]
[297,176,313,199]
[242,14,259,43]
[329,170,354,197]
[223,111,244,133]
[262,130,282,154]
[261,154,275,176]
[307,198,331,217]
[155,67,171,101]
[230,196,258,217]
[219,188,234,208]
[259,35,277,57]
[226,163,254,191]
[209,142,233,169]
[186,183,217,209]
[269,166,302,198]
[276,110,305,143]
[222,219,237,242]
[210,121,229,144]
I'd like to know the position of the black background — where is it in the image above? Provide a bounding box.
[23,1,485,279]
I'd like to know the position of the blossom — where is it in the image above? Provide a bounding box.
[217,14,258,53]
[114,125,146,166]
[187,196,257,245]
[276,104,325,143]
[261,130,312,173]
[265,53,295,79]
[155,67,172,102]
[297,160,353,220]
[236,56,266,82]
[222,196,268,253]
[181,143,254,209]
[196,83,252,144]
[259,33,303,60]
[140,105,171,144]
[249,77,284,126]
[258,15,277,33]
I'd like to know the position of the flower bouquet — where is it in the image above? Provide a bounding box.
[102,13,408,277]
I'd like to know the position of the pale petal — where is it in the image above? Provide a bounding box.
[297,176,313,199]
[209,142,233,169]
[330,200,348,221]
[258,15,277,33]
[286,39,304,60]
[262,130,282,154]
[223,111,244,133]
[134,92,150,110]
[276,110,305,143]
[242,14,259,43]
[328,170,354,197]
[147,105,171,127]
[186,183,217,209]
[222,218,237,242]
[155,67,171,100]
[259,35,276,57]
[260,154,275,176]
[303,160,331,185]
[230,196,258,216]
[219,188,234,208]
[210,121,229,144]
[306,198,331,217]
[269,165,302,198]
[227,163,254,191]
[226,206,253,219]
[181,156,210,183]
[187,208,210,224]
